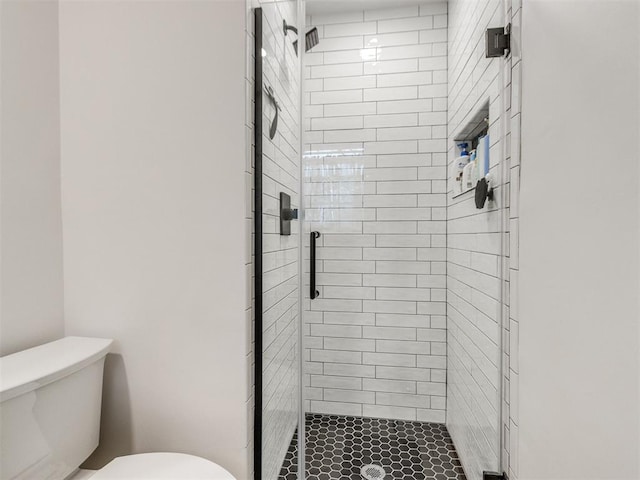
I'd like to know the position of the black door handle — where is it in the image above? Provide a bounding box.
[310,231,320,299]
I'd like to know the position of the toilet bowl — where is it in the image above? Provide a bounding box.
[75,453,235,479]
[0,337,236,480]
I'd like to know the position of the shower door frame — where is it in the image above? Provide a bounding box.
[256,0,512,478]
[254,3,306,479]
[295,3,306,478]
[253,7,264,479]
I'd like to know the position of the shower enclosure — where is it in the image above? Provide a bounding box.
[254,1,512,479]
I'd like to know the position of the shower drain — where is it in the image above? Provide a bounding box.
[361,464,386,480]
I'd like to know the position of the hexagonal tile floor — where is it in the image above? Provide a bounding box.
[278,414,467,480]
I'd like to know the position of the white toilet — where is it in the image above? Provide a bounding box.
[0,336,236,480]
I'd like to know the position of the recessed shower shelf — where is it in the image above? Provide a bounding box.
[451,100,491,198]
[452,187,476,199]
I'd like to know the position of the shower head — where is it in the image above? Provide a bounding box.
[283,19,320,56]
[305,27,320,52]
[292,27,320,55]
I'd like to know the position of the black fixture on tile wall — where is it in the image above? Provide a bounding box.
[310,231,320,299]
[486,24,511,57]
[279,192,298,236]
[475,177,494,209]
[283,19,319,56]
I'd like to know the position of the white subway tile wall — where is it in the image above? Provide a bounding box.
[303,3,448,423]
[247,1,300,479]
[446,1,515,480]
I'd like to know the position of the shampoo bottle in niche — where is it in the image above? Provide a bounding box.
[455,143,470,190]
[462,148,479,190]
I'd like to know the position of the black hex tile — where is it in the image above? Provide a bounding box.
[278,414,467,480]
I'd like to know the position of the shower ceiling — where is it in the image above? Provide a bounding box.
[306,0,446,15]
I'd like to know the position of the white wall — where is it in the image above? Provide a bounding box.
[59,1,252,478]
[303,3,449,423]
[0,0,64,356]
[519,1,640,479]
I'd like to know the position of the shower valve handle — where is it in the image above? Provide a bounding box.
[283,208,298,221]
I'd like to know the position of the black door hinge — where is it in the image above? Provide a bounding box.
[486,24,511,57]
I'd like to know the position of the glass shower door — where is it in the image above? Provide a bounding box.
[299,2,472,478]
[297,1,510,479]
[254,2,302,479]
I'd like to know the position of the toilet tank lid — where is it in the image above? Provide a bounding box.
[0,336,113,403]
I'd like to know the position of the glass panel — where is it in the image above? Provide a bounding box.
[299,1,469,477]
[298,1,507,479]
[256,2,301,479]
[445,0,507,477]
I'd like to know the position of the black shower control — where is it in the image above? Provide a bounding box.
[283,208,298,221]
[279,192,298,235]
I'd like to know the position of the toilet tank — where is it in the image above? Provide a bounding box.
[0,336,113,480]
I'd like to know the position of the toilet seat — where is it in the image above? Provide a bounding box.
[90,452,236,479]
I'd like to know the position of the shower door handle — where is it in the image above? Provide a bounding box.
[310,231,320,299]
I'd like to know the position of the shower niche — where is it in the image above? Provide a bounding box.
[451,101,491,197]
